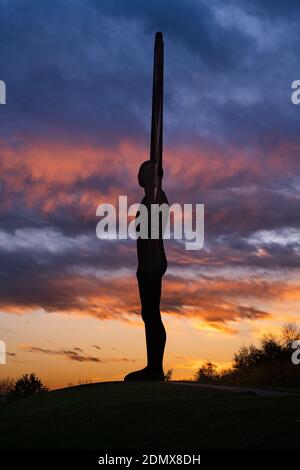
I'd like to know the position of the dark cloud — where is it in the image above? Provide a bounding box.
[21,345,136,363]
[96,0,253,69]
[1,0,298,147]
[236,0,300,16]
[22,346,102,362]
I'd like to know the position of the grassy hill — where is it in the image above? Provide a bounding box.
[0,381,300,449]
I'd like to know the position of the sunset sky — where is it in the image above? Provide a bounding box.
[1,0,300,389]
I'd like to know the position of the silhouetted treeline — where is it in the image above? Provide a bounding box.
[0,373,48,403]
[195,323,300,388]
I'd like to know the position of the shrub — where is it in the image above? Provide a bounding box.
[165,369,173,381]
[0,377,15,403]
[194,323,300,388]
[194,361,219,384]
[13,373,48,399]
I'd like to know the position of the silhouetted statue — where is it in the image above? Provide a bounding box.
[125,32,168,381]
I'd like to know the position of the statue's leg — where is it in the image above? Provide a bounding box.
[140,274,166,372]
[124,272,166,382]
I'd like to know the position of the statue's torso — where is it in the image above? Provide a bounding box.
[136,190,169,277]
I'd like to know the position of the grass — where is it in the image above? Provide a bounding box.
[0,381,300,449]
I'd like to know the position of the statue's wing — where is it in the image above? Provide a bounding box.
[150,32,164,200]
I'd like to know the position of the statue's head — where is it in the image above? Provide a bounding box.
[138,160,163,188]
[138,161,154,188]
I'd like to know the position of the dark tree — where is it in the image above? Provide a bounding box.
[14,373,48,399]
[0,377,15,403]
[194,361,219,384]
[164,369,173,381]
[195,323,300,388]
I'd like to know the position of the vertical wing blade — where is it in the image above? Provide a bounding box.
[150,32,164,192]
